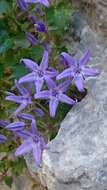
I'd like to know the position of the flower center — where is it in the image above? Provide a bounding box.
[51,88,58,97]
[37,70,44,77]
[23,94,32,104]
[74,67,81,74]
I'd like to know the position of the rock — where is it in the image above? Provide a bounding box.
[12,170,45,190]
[37,29,107,190]
[72,0,107,37]
[41,71,107,190]
[0,182,11,190]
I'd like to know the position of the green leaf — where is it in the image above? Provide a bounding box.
[11,158,26,175]
[0,0,10,14]
[13,64,27,79]
[4,176,13,188]
[0,38,14,54]
[46,5,73,36]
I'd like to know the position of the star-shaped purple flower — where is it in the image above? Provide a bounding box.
[35,79,76,117]
[57,51,100,92]
[6,80,32,116]
[19,50,57,92]
[15,119,48,167]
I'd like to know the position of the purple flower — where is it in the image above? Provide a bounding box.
[19,50,57,92]
[17,0,28,11]
[15,120,47,166]
[25,32,39,46]
[18,113,34,121]
[57,51,100,92]
[0,134,7,143]
[15,130,32,140]
[35,79,76,117]
[0,120,10,127]
[6,80,32,116]
[28,15,37,24]
[17,115,38,134]
[24,0,50,7]
[35,7,45,16]
[5,122,25,132]
[34,108,44,117]
[34,21,47,33]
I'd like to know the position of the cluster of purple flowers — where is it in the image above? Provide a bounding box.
[17,0,49,47]
[0,0,100,167]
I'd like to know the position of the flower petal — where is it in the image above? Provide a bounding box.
[30,119,38,134]
[35,21,47,33]
[34,108,44,117]
[35,7,45,16]
[49,98,59,117]
[61,52,76,67]
[17,0,28,11]
[25,32,38,46]
[15,80,28,95]
[0,120,10,127]
[16,130,31,140]
[25,0,50,7]
[45,78,56,89]
[13,103,28,116]
[6,95,23,104]
[32,141,42,166]
[34,78,44,93]
[15,140,33,157]
[5,122,25,131]
[79,51,90,66]
[57,68,72,80]
[20,59,38,71]
[82,67,100,77]
[58,80,71,93]
[59,94,75,105]
[19,72,36,84]
[18,113,34,120]
[74,74,84,92]
[0,134,7,143]
[45,70,58,78]
[40,50,48,71]
[34,90,50,99]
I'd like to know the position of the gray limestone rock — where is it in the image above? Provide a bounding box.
[72,0,107,37]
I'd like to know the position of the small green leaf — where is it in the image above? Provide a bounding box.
[4,176,13,188]
[13,64,27,79]
[0,38,14,54]
[0,0,10,14]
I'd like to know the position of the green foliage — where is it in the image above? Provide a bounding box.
[0,156,26,187]
[11,158,26,175]
[0,0,10,14]
[4,176,13,188]
[46,3,73,36]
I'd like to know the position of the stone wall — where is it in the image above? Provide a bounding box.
[72,0,107,37]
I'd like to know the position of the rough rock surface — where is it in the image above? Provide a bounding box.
[25,2,107,190]
[72,0,107,36]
